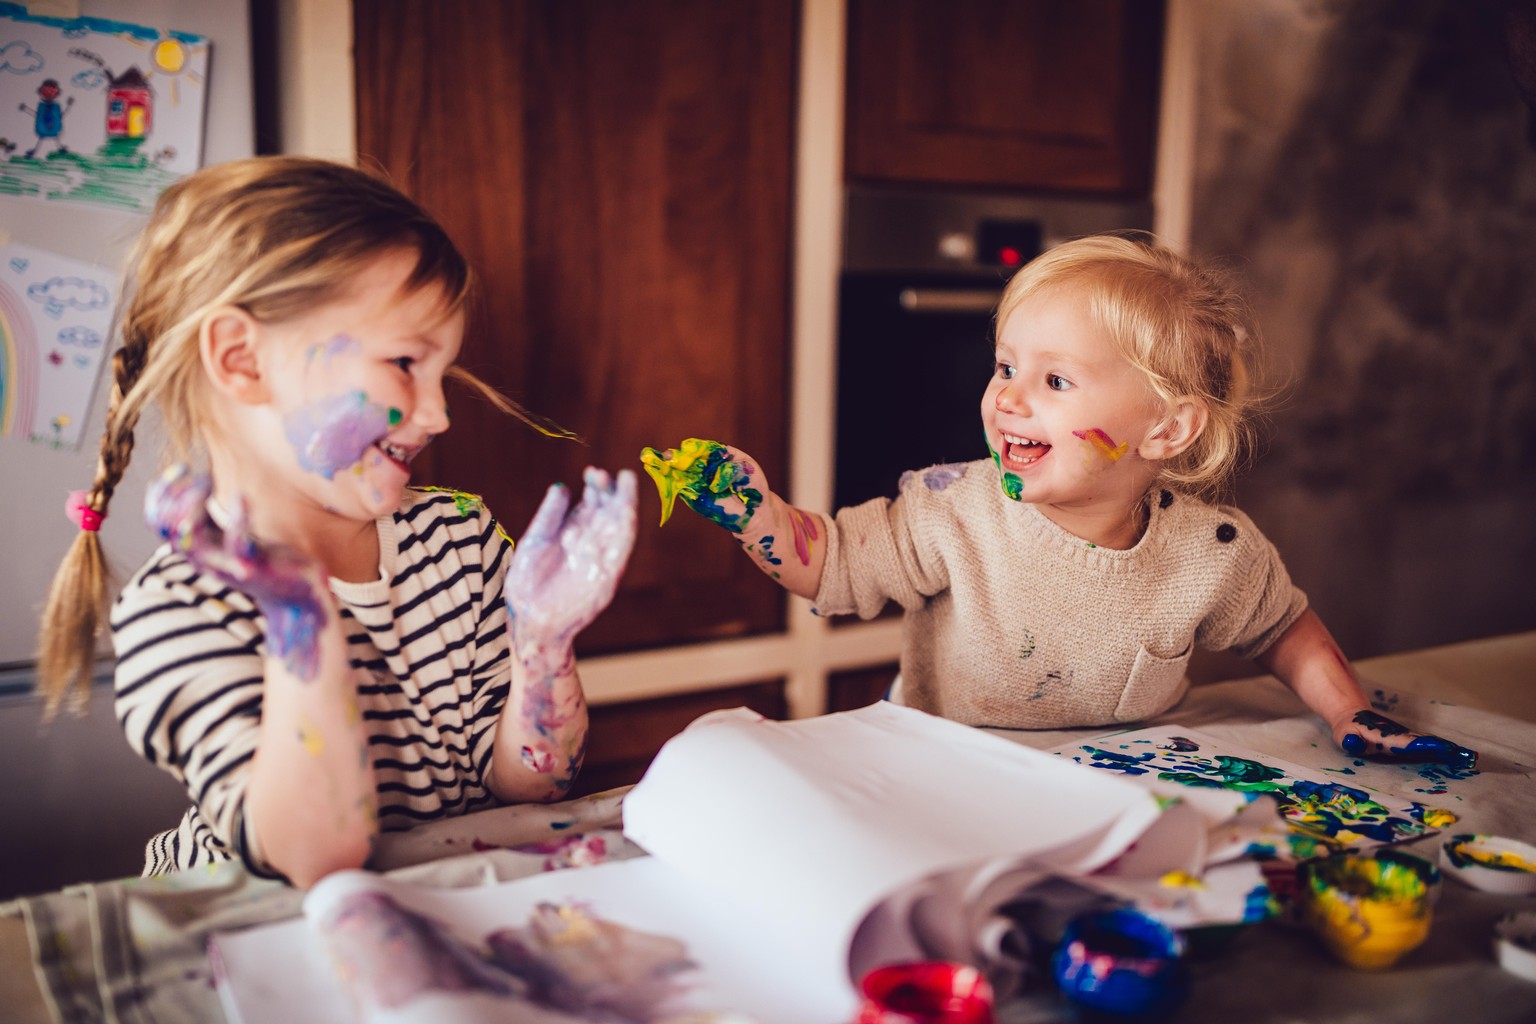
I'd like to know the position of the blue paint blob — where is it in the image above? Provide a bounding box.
[1053,908,1188,1018]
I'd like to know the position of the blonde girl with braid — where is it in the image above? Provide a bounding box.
[643,234,1475,769]
[39,157,637,888]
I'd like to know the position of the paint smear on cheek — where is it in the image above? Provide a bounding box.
[1073,428,1128,464]
[283,391,396,480]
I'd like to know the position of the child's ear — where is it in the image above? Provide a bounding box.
[200,307,270,404]
[1138,399,1208,461]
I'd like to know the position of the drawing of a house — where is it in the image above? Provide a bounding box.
[105,67,153,139]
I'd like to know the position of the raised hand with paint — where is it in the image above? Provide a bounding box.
[639,439,825,598]
[38,157,637,889]
[643,235,1473,770]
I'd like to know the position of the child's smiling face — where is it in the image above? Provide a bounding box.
[252,248,464,522]
[982,284,1166,517]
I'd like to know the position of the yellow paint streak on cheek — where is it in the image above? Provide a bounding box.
[1073,428,1129,463]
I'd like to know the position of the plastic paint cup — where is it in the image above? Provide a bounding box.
[1494,912,1536,983]
[1300,854,1431,970]
[1439,834,1536,895]
[1051,908,1188,1019]
[856,961,995,1024]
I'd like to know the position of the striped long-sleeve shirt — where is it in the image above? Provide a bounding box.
[111,487,514,877]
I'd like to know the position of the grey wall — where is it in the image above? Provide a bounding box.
[1187,0,1536,660]
[0,0,252,900]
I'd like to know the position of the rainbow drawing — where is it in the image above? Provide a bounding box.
[1,240,115,448]
[0,276,40,438]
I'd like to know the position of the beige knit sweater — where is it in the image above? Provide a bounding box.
[814,460,1307,729]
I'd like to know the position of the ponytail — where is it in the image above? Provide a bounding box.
[36,333,149,716]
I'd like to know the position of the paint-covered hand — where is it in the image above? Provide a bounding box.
[1336,709,1478,770]
[506,468,638,677]
[638,438,765,532]
[145,463,330,680]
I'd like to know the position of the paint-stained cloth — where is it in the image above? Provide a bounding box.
[111,488,515,878]
[814,460,1307,728]
[1,788,638,1024]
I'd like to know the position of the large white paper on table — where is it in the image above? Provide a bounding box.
[210,704,1276,1023]
[622,702,1166,989]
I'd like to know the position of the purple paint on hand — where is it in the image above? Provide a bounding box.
[146,465,329,681]
[506,468,638,731]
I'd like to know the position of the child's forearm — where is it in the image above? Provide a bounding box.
[733,492,827,600]
[489,648,590,802]
[246,610,377,889]
[1256,609,1368,740]
[640,439,828,600]
[1257,609,1477,767]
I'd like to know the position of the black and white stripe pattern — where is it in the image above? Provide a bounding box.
[111,488,513,877]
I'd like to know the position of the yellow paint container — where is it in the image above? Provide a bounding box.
[1300,854,1431,970]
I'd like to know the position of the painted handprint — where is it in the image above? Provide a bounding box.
[145,464,329,681]
[505,467,638,698]
[639,438,763,532]
[1341,709,1478,770]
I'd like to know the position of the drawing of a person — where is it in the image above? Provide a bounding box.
[19,79,73,158]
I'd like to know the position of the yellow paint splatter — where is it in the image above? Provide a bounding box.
[1073,428,1129,461]
[1159,870,1205,889]
[297,717,325,757]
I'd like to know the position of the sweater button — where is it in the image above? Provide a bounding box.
[1216,523,1237,543]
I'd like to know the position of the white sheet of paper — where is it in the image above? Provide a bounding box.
[622,702,1165,984]
[213,857,852,1024]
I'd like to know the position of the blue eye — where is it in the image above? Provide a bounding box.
[1047,373,1073,391]
[995,362,1016,380]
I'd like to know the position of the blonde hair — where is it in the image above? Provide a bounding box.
[37,156,474,716]
[995,233,1262,501]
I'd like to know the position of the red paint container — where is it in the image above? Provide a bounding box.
[856,961,995,1024]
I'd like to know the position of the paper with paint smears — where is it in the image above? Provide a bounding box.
[1051,725,1458,859]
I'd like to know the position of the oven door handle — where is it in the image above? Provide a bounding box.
[897,287,1002,314]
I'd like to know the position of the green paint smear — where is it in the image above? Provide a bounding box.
[639,438,763,531]
[985,432,1024,501]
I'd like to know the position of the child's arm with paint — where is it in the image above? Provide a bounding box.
[486,468,638,802]
[1257,608,1477,768]
[639,439,827,599]
[147,466,377,889]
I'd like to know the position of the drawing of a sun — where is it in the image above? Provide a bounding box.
[121,34,207,105]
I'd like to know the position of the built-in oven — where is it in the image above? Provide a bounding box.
[834,186,1154,510]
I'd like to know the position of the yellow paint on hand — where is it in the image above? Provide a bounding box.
[639,437,719,526]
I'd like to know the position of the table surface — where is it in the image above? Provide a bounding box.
[4,630,1534,1023]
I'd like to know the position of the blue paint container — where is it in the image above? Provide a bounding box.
[1051,908,1188,1019]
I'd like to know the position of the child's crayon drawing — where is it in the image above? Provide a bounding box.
[0,239,113,447]
[0,2,209,211]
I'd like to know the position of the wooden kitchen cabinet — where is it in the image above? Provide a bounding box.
[845,0,1164,196]
[353,1,799,655]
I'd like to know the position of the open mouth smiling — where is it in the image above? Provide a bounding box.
[373,438,421,471]
[1002,432,1050,466]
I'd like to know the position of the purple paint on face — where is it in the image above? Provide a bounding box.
[283,390,394,480]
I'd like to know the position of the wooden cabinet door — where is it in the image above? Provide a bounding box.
[354,1,799,654]
[846,0,1163,196]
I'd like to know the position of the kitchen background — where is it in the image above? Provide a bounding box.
[1,0,1531,898]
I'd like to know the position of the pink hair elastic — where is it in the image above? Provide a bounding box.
[65,490,105,532]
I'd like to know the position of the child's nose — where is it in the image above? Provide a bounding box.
[995,382,1029,415]
[413,386,450,434]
